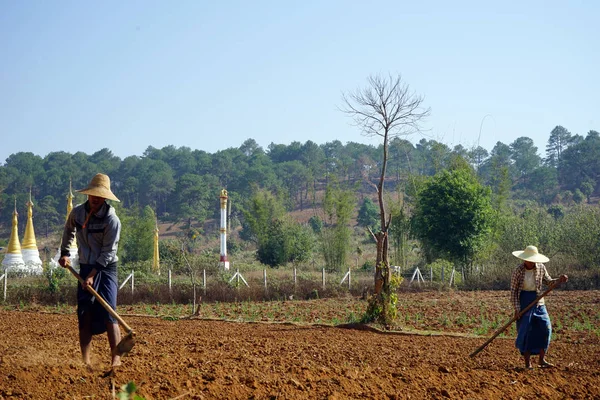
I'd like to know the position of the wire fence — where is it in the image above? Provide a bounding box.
[0,263,476,306]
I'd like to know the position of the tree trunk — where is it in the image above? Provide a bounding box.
[374,128,390,295]
[374,231,390,295]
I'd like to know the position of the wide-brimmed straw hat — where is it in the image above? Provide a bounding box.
[512,245,549,263]
[77,173,120,202]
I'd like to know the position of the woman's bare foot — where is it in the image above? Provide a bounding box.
[540,360,554,368]
[111,355,121,368]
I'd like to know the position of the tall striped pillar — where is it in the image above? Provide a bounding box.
[219,189,229,270]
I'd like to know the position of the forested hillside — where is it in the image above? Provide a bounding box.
[1,126,600,285]
[1,126,598,234]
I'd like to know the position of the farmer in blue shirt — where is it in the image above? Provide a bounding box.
[59,173,122,368]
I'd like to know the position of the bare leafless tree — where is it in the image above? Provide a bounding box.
[341,74,429,324]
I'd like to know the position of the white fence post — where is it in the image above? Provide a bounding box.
[410,267,424,285]
[339,268,351,289]
[1,272,6,302]
[322,268,325,290]
[168,269,172,293]
[203,269,206,296]
[131,270,134,295]
[263,269,267,292]
[293,268,297,287]
[119,272,134,291]
[228,269,248,287]
[348,268,351,289]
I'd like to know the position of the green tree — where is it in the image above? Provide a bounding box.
[257,218,315,267]
[357,198,379,229]
[118,205,157,264]
[240,189,286,245]
[388,137,416,184]
[171,173,219,228]
[580,181,595,203]
[468,145,489,172]
[545,125,572,168]
[559,130,600,191]
[479,142,512,200]
[573,189,585,204]
[300,140,325,206]
[277,161,310,210]
[134,158,176,215]
[413,159,494,273]
[308,215,323,233]
[36,195,61,238]
[556,206,600,267]
[388,195,411,269]
[510,137,541,188]
[320,184,354,271]
[415,139,452,176]
[526,166,558,204]
[243,151,279,196]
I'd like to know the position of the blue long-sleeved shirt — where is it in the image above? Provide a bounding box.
[61,201,121,268]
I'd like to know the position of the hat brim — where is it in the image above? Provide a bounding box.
[77,188,120,202]
[512,250,549,263]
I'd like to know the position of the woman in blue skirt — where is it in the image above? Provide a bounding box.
[510,245,568,369]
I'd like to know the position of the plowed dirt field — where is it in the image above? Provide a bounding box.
[1,291,599,399]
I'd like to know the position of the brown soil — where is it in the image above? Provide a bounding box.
[1,293,600,399]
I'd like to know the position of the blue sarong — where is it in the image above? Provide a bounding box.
[515,290,552,355]
[77,263,118,335]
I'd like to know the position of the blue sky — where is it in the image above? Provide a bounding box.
[1,0,598,164]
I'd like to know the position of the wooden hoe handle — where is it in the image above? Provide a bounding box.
[65,264,134,334]
[469,279,561,358]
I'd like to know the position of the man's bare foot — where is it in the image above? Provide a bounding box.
[111,355,121,368]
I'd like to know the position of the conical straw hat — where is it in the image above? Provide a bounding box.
[512,245,549,263]
[77,173,120,202]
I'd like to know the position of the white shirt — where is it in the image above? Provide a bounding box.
[523,268,545,306]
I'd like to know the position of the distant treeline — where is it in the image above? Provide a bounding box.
[0,126,599,238]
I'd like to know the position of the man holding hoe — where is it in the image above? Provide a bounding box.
[59,173,122,368]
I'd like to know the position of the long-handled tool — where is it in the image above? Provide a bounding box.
[65,262,136,357]
[470,280,561,358]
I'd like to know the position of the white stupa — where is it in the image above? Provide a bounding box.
[2,199,26,273]
[21,191,43,274]
[50,181,79,269]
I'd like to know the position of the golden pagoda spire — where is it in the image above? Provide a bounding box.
[22,189,38,250]
[50,180,78,269]
[6,198,22,254]
[152,218,160,275]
